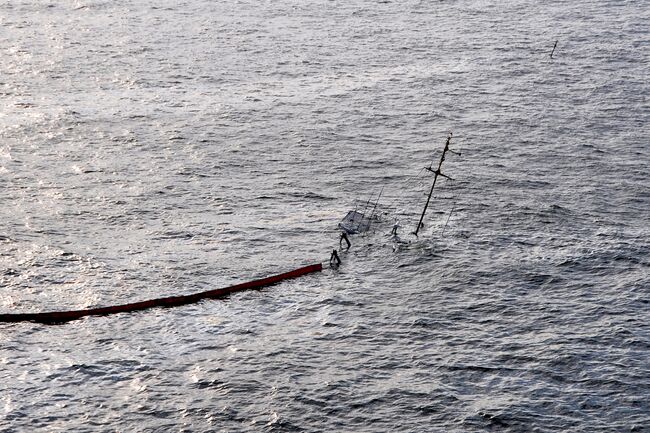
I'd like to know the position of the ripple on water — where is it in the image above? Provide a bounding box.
[1,0,649,432]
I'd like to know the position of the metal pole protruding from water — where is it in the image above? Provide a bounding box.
[550,40,558,59]
[340,232,351,250]
[330,249,341,268]
[414,132,453,237]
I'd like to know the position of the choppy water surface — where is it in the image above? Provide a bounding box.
[1,1,648,431]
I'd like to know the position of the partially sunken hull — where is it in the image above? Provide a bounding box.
[339,210,371,234]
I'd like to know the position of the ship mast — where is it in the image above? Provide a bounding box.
[413,132,457,236]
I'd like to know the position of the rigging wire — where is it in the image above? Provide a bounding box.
[380,167,428,217]
[440,138,466,237]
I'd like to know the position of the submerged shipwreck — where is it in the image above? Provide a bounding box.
[335,132,459,257]
[2,132,461,324]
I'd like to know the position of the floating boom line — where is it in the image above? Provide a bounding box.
[0,263,322,325]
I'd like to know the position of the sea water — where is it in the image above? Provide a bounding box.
[1,1,648,431]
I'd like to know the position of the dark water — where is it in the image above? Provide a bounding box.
[1,1,649,431]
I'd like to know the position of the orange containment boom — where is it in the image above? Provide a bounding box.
[0,263,322,325]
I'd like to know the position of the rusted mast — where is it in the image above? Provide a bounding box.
[413,132,454,236]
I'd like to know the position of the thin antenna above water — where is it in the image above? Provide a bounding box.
[368,186,384,223]
[550,40,558,59]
